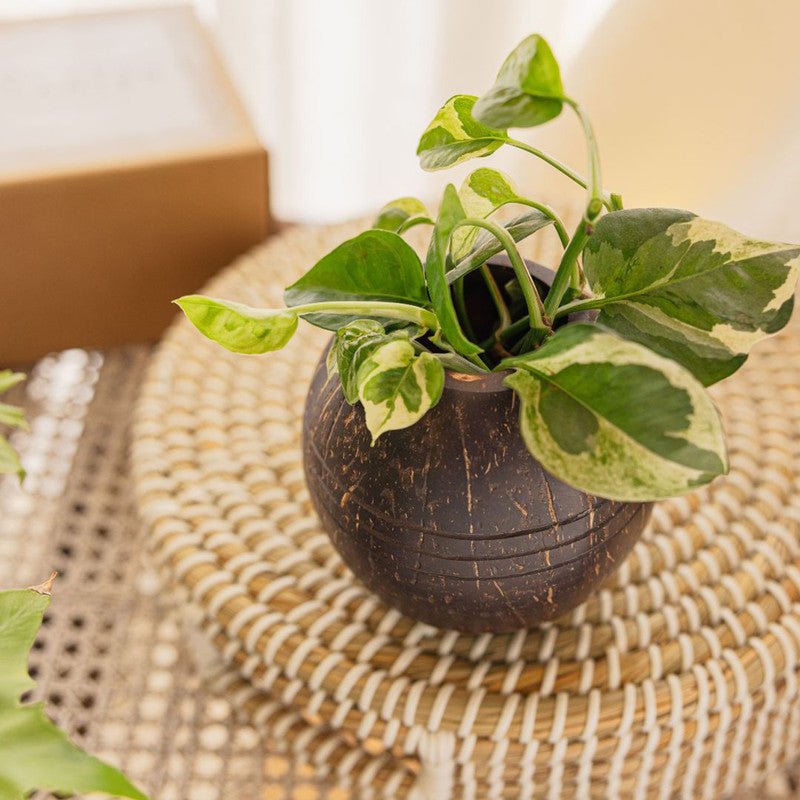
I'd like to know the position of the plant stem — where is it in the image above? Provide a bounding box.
[480,264,511,329]
[515,199,570,248]
[507,138,588,191]
[396,217,434,234]
[291,300,439,330]
[452,279,478,342]
[552,295,606,319]
[507,138,612,210]
[452,218,548,333]
[543,220,591,318]
[563,97,604,223]
[480,313,531,350]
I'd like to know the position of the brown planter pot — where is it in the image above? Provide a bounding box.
[302,261,652,632]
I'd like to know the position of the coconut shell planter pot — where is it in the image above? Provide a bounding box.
[177,33,799,633]
[303,261,652,632]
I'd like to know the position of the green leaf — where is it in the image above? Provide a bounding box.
[502,324,727,502]
[329,319,388,404]
[582,209,800,385]
[448,209,552,284]
[453,167,537,258]
[425,185,482,356]
[0,373,27,480]
[372,197,433,233]
[458,167,523,218]
[330,321,431,403]
[473,34,564,129]
[0,405,27,431]
[357,338,445,441]
[0,372,25,396]
[175,296,298,354]
[432,352,486,374]
[284,230,428,330]
[0,436,24,481]
[417,95,508,171]
[0,587,148,800]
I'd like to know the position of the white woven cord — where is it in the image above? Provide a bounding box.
[129,217,800,799]
[407,730,457,800]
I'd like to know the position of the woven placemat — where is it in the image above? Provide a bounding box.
[131,216,800,800]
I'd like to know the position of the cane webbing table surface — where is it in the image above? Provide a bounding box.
[122,216,800,800]
[0,346,349,800]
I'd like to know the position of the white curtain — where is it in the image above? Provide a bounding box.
[212,0,612,222]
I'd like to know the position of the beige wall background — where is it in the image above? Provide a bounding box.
[530,0,800,242]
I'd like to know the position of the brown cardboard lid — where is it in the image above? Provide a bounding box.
[0,6,262,183]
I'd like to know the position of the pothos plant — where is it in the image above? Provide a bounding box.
[177,34,799,502]
[0,576,148,800]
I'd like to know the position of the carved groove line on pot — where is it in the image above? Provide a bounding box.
[309,475,644,575]
[306,461,639,562]
[304,420,617,543]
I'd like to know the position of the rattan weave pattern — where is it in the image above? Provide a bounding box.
[131,216,800,800]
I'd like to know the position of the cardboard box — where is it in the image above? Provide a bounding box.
[0,6,271,364]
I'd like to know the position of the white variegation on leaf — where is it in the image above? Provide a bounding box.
[175,296,298,355]
[453,168,525,258]
[326,318,383,379]
[357,338,445,442]
[417,95,508,172]
[329,319,392,404]
[372,197,433,234]
[502,324,727,502]
[473,34,564,130]
[581,209,800,385]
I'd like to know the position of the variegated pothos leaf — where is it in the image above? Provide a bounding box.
[425,184,482,356]
[473,34,564,129]
[453,168,525,258]
[502,324,727,502]
[372,197,433,233]
[417,95,508,171]
[175,296,298,354]
[583,209,800,385]
[329,319,393,404]
[357,339,445,442]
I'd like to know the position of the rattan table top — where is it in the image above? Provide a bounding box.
[123,216,800,800]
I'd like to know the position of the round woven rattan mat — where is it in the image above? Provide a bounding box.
[132,216,800,800]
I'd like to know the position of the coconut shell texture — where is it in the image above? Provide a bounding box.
[303,354,652,633]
